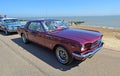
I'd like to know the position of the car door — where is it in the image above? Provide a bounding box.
[27,22,37,42]
[33,22,47,46]
[27,21,46,46]
[41,21,59,49]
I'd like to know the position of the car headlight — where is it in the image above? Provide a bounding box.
[81,44,85,51]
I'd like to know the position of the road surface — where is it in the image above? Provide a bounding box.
[0,32,120,76]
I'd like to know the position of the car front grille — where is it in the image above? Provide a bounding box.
[85,43,92,50]
[84,39,101,51]
[91,39,101,48]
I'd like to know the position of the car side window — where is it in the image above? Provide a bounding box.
[29,22,44,32]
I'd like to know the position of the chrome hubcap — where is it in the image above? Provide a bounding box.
[56,47,68,63]
[59,50,67,60]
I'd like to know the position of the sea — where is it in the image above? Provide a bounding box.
[20,15,120,29]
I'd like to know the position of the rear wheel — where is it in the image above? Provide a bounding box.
[22,34,28,44]
[55,46,73,65]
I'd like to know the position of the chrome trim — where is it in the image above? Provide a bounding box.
[72,40,103,58]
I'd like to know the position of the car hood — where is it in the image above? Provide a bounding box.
[50,28,102,44]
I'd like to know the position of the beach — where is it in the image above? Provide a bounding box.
[70,25,120,51]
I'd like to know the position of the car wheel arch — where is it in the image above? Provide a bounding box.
[21,33,23,37]
[53,44,73,64]
[53,44,69,53]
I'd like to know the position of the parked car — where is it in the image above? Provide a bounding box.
[0,18,22,35]
[17,19,104,64]
[0,17,3,29]
[0,21,1,24]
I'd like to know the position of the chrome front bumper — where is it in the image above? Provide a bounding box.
[72,41,104,58]
[8,30,17,32]
[7,27,18,32]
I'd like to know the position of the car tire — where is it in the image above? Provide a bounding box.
[5,30,9,35]
[22,34,28,44]
[55,46,73,65]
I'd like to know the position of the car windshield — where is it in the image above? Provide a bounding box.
[4,19,20,24]
[42,20,68,32]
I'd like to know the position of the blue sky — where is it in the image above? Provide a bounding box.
[0,0,120,17]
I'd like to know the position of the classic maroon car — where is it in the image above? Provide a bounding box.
[17,19,103,64]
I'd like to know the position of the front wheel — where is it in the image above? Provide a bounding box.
[5,30,9,35]
[55,46,73,65]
